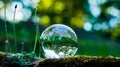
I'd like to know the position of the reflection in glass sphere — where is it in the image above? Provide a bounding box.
[40,24,78,58]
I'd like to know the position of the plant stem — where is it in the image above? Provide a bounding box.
[4,0,11,53]
[33,5,39,53]
[13,4,17,53]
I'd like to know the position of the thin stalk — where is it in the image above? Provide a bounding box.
[13,4,17,53]
[4,0,11,53]
[33,6,39,53]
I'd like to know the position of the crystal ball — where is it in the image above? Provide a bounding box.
[40,24,78,58]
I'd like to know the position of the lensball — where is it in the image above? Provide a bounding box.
[40,24,78,58]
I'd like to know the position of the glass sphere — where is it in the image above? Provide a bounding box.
[40,24,78,58]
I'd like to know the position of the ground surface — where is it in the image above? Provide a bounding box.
[36,56,120,67]
[0,52,120,67]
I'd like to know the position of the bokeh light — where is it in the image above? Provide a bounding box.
[107,7,120,18]
[109,18,118,28]
[83,22,92,31]
[94,23,102,31]
[41,15,50,26]
[89,6,101,18]
[53,1,65,14]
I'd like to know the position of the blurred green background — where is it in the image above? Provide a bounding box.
[0,0,120,57]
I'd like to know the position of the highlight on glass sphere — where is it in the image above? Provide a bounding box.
[40,24,78,58]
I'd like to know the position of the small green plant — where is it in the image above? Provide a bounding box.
[32,6,39,55]
[13,4,17,53]
[4,0,11,53]
[4,0,17,54]
[1,0,41,65]
[31,0,41,58]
